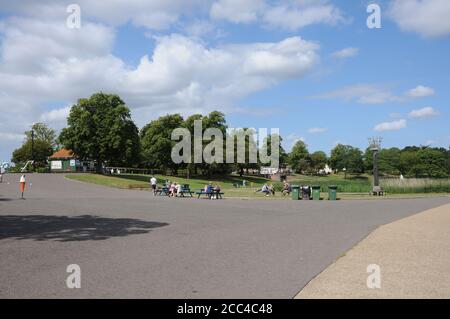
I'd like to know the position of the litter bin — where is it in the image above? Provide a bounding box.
[301,185,311,200]
[311,185,321,200]
[328,185,337,200]
[291,185,300,200]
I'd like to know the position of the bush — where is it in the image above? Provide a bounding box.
[35,167,50,173]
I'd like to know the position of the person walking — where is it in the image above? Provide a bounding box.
[150,176,157,195]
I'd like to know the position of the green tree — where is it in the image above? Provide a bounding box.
[330,144,364,178]
[141,113,184,174]
[59,92,140,169]
[11,123,55,168]
[378,147,401,175]
[11,139,53,167]
[363,147,373,173]
[416,148,448,177]
[309,151,328,174]
[25,123,57,149]
[288,140,309,173]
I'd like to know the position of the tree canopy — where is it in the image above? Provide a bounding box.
[11,123,55,167]
[59,93,140,168]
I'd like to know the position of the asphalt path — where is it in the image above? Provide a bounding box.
[0,174,448,298]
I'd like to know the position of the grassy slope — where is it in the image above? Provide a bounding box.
[65,173,449,198]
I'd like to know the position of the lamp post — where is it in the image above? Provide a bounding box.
[368,137,382,194]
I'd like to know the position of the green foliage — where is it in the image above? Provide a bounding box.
[309,151,328,173]
[25,122,57,148]
[11,123,55,167]
[59,92,140,168]
[141,113,184,173]
[378,147,401,175]
[330,144,364,175]
[288,140,309,173]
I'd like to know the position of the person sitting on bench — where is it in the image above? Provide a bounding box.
[282,181,291,196]
[212,184,221,199]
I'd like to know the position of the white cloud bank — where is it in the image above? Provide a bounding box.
[330,47,359,59]
[374,119,407,132]
[0,14,320,136]
[308,127,328,134]
[210,0,347,31]
[408,107,439,118]
[406,85,435,98]
[389,0,450,37]
[312,84,435,105]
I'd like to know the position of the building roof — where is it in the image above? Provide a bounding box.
[49,149,76,159]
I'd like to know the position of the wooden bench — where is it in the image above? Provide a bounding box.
[196,191,224,199]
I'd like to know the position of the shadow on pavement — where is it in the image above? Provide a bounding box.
[0,215,169,242]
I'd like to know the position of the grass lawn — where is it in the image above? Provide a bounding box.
[65,173,449,199]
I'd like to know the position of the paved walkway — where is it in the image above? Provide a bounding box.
[296,204,450,298]
[1,174,449,298]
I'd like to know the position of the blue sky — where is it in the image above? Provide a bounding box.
[0,0,449,163]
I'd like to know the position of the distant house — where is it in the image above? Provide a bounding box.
[48,149,93,172]
[319,164,333,175]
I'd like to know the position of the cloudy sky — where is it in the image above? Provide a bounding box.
[0,0,449,162]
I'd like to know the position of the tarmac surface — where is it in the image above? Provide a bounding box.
[0,173,448,298]
[296,203,450,299]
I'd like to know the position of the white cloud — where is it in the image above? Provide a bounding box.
[263,1,347,31]
[374,119,407,132]
[0,132,25,142]
[210,0,347,31]
[406,85,435,98]
[0,14,320,143]
[1,0,206,30]
[330,47,359,59]
[308,127,328,134]
[210,0,265,23]
[408,107,439,118]
[312,84,398,104]
[40,106,72,123]
[312,84,436,104]
[389,0,450,37]
[425,140,437,145]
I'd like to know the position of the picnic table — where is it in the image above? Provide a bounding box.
[155,185,194,197]
[155,187,169,196]
[195,189,224,199]
[179,185,194,197]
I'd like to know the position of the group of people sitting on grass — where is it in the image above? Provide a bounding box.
[256,183,276,196]
[256,181,292,197]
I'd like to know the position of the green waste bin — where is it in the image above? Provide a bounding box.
[291,185,300,200]
[311,185,321,200]
[328,185,337,200]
